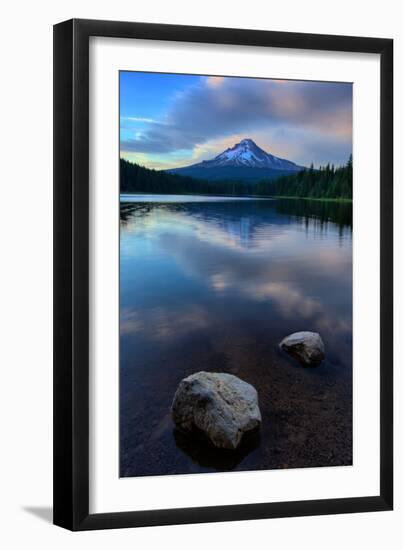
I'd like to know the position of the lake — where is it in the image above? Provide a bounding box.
[120,195,352,477]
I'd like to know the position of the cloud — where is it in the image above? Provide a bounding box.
[121,116,158,123]
[120,77,352,163]
[206,76,225,88]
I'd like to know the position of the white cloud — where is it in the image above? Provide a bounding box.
[121,116,158,123]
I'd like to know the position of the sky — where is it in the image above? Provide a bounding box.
[120,71,352,170]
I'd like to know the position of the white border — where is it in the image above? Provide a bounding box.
[89,36,380,514]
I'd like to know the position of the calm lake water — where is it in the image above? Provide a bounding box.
[120,195,352,477]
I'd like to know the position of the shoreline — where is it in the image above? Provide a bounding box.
[273,195,352,203]
[120,192,352,203]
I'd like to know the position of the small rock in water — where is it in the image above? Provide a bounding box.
[279,331,325,366]
[171,371,261,450]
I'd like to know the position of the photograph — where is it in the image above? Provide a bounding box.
[48,9,393,535]
[119,71,353,478]
[1,0,397,541]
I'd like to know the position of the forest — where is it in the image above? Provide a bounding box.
[120,155,352,200]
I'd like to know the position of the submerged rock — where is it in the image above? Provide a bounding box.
[171,371,261,450]
[279,331,325,366]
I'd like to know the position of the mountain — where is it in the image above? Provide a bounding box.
[167,139,305,182]
[196,138,302,170]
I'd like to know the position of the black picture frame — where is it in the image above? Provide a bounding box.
[53,18,393,531]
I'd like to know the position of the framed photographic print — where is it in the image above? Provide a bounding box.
[53,19,393,530]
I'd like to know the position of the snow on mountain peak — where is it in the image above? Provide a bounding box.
[238,138,255,146]
[200,138,302,170]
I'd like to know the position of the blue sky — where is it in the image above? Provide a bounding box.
[120,71,352,170]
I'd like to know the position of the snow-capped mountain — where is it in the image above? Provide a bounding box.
[167,139,304,182]
[197,138,302,170]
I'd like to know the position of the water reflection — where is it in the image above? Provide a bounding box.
[120,197,352,248]
[120,196,352,477]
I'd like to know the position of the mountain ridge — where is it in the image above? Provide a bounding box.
[166,138,304,182]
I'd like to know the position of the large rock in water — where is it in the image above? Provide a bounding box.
[171,372,261,450]
[279,331,325,366]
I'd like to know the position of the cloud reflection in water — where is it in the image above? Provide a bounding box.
[120,197,353,476]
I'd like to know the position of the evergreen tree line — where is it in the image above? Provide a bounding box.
[120,155,352,200]
[255,156,352,199]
